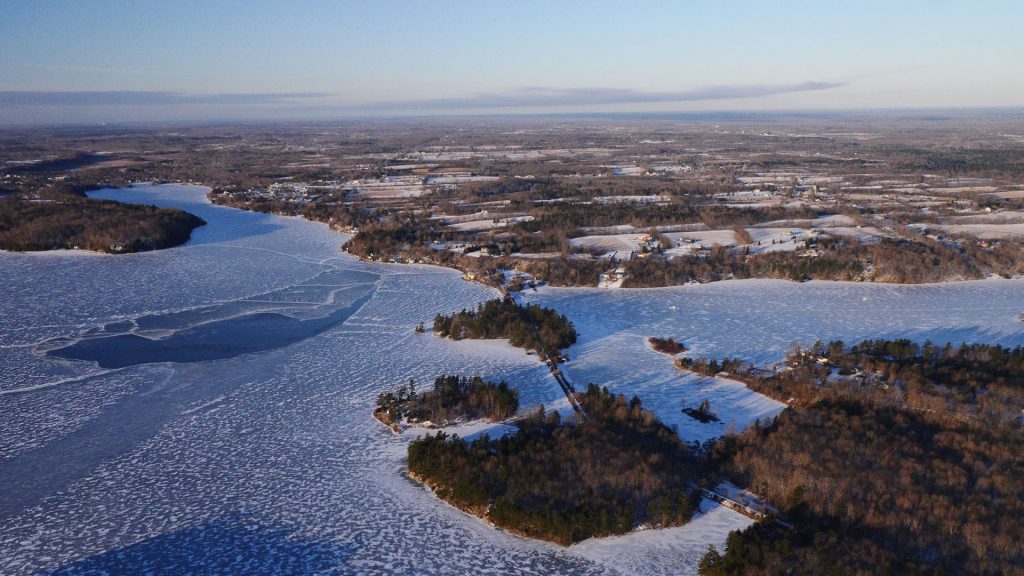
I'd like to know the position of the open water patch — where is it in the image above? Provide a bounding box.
[46,291,373,368]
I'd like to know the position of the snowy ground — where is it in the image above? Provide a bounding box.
[991,190,1024,200]
[347,180,429,198]
[449,215,534,231]
[593,195,668,204]
[948,210,1024,224]
[750,214,857,229]
[4,185,1024,575]
[741,228,804,252]
[934,223,1024,239]
[541,327,785,444]
[820,226,888,242]
[569,233,647,254]
[663,230,739,248]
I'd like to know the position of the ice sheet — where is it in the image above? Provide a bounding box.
[4,184,1023,575]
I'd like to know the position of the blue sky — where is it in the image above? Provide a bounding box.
[1,0,1022,123]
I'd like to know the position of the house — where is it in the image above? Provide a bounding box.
[598,267,627,288]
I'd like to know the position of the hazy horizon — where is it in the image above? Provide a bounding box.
[2,0,1023,125]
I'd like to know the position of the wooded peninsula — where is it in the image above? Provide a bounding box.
[402,337,1023,574]
[699,339,1024,575]
[408,385,702,545]
[0,192,205,254]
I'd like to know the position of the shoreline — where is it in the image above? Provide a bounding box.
[0,184,206,255]
[203,188,1024,292]
[404,468,696,549]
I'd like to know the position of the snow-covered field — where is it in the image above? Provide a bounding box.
[743,228,805,252]
[991,190,1024,200]
[569,233,647,255]
[663,230,739,248]
[820,226,888,242]
[449,215,534,231]
[425,175,500,185]
[346,178,429,198]
[593,195,668,204]
[935,223,1024,239]
[948,210,1024,224]
[750,214,856,229]
[4,185,1024,575]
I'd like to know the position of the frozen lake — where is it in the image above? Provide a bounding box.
[2,184,1023,575]
[521,276,1024,443]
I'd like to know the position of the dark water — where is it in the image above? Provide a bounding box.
[48,292,373,368]
[44,514,353,576]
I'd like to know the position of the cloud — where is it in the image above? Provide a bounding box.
[366,82,846,111]
[0,83,847,124]
[0,91,332,106]
[0,83,841,111]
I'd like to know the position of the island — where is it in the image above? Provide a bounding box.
[681,399,720,424]
[648,336,687,355]
[373,375,518,431]
[433,298,577,357]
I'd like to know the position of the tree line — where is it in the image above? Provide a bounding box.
[516,202,821,234]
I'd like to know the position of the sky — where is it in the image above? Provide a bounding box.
[1,0,1022,124]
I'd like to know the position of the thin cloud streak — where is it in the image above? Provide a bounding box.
[364,82,846,111]
[0,91,332,106]
[0,83,847,124]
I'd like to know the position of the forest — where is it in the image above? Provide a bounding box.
[515,201,822,234]
[699,340,1024,575]
[407,385,702,545]
[433,298,577,356]
[374,375,518,427]
[0,193,205,253]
